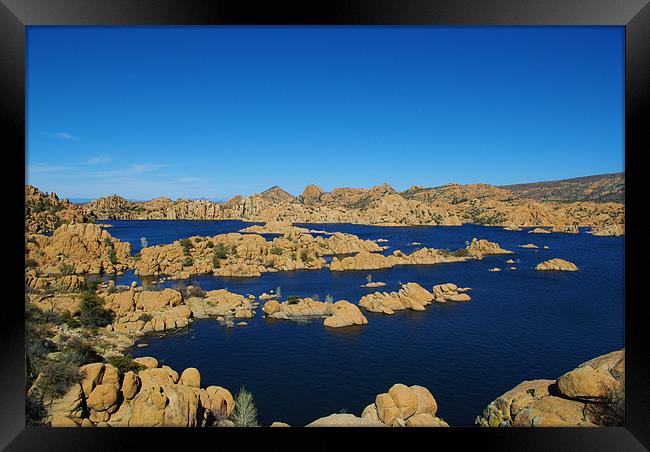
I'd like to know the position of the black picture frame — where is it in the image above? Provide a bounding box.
[3,0,648,450]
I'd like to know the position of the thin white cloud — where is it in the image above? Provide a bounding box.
[85,154,112,165]
[53,132,80,141]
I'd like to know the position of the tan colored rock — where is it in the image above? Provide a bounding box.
[128,386,168,427]
[51,416,79,427]
[262,300,281,315]
[121,371,140,400]
[134,356,158,369]
[410,385,438,416]
[87,384,119,412]
[306,413,386,427]
[79,363,105,398]
[323,300,368,328]
[535,258,579,271]
[388,384,418,420]
[179,368,201,388]
[556,366,618,402]
[405,413,448,427]
[270,421,291,427]
[205,386,235,417]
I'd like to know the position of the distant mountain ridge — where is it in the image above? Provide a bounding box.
[25,172,625,234]
[501,172,624,203]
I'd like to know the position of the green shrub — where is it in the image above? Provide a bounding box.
[34,360,82,400]
[230,387,259,427]
[108,248,118,264]
[25,258,38,268]
[60,336,103,366]
[324,294,334,303]
[138,313,153,323]
[269,246,283,255]
[186,286,206,298]
[300,250,312,262]
[214,243,228,259]
[182,257,193,267]
[206,240,214,248]
[106,354,145,374]
[179,238,193,255]
[79,291,113,329]
[58,311,81,329]
[287,295,300,305]
[212,255,221,269]
[25,391,47,426]
[59,263,75,275]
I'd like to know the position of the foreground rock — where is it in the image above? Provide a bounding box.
[306,383,448,427]
[365,384,449,427]
[535,258,579,272]
[476,349,624,427]
[432,283,471,302]
[35,360,234,427]
[306,413,386,427]
[359,283,434,314]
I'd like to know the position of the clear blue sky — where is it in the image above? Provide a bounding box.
[26,26,624,200]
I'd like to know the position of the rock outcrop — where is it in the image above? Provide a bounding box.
[588,224,624,237]
[359,283,434,314]
[323,300,368,328]
[535,259,579,272]
[37,361,234,427]
[133,230,382,278]
[363,384,449,427]
[476,349,624,427]
[465,238,513,258]
[25,185,93,234]
[263,297,367,328]
[431,283,471,302]
[329,247,471,272]
[26,223,131,275]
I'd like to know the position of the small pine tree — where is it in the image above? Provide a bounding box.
[366,274,373,284]
[231,386,259,427]
[140,236,148,248]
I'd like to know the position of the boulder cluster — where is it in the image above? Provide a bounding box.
[35,359,234,427]
[432,283,471,302]
[359,282,434,314]
[26,223,131,275]
[465,238,513,258]
[262,298,367,328]
[476,349,624,427]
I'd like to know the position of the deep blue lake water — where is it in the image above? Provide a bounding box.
[102,220,624,426]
